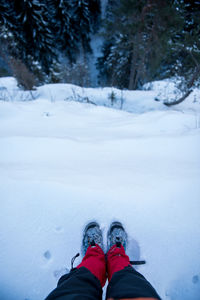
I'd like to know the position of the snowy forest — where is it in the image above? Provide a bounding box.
[0,0,200,96]
[0,1,200,300]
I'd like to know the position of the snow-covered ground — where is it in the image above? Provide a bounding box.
[0,77,200,300]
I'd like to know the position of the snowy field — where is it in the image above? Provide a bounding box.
[0,77,200,300]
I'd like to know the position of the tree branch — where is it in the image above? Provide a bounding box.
[164,66,200,106]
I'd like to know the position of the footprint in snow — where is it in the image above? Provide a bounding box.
[44,250,51,260]
[54,226,64,233]
[192,275,199,284]
[43,111,51,117]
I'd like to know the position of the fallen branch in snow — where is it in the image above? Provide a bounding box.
[164,89,193,107]
[84,96,97,105]
[164,65,200,106]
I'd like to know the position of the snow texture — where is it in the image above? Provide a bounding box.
[0,77,200,300]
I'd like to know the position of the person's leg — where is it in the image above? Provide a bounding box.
[106,243,161,300]
[45,222,106,300]
[45,244,105,300]
[106,221,161,300]
[77,243,106,287]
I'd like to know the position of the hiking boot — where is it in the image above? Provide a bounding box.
[107,221,127,251]
[82,221,103,255]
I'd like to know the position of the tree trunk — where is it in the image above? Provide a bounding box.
[128,45,137,90]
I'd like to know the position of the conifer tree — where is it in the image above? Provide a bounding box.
[163,0,200,105]
[47,0,101,63]
[173,0,200,76]
[0,1,19,54]
[0,1,11,26]
[88,0,101,33]
[98,0,186,90]
[0,1,22,74]
[47,0,78,62]
[72,0,92,54]
[13,0,56,74]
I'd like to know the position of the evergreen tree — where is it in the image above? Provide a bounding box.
[47,0,101,66]
[163,0,200,105]
[173,0,200,76]
[47,0,79,62]
[97,36,130,88]
[0,1,24,78]
[1,0,102,85]
[0,1,19,55]
[13,0,56,74]
[105,0,120,20]
[98,0,186,90]
[88,0,101,33]
[72,0,92,54]
[0,1,11,26]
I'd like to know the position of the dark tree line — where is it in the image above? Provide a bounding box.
[0,0,200,100]
[97,0,200,96]
[0,0,101,87]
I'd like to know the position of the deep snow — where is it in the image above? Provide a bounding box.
[0,77,200,300]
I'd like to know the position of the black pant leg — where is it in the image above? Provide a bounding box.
[106,266,161,300]
[45,267,102,300]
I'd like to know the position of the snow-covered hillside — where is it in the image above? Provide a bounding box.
[0,78,200,300]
